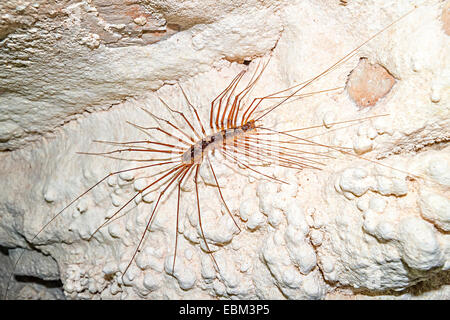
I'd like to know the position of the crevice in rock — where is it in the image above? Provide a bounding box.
[13,275,63,291]
[327,270,450,299]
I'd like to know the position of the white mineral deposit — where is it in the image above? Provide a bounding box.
[0,0,448,300]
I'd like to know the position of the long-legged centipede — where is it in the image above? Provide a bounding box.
[2,3,448,299]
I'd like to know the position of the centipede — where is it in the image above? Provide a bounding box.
[2,3,448,299]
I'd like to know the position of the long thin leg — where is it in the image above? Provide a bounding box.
[236,136,332,163]
[178,84,207,137]
[93,139,186,151]
[158,96,204,140]
[80,154,181,163]
[44,161,178,242]
[221,66,257,129]
[226,140,319,171]
[89,164,185,240]
[256,126,357,153]
[260,127,425,181]
[229,58,271,128]
[210,70,246,131]
[206,156,240,232]
[94,164,192,231]
[126,121,192,146]
[194,165,219,271]
[218,71,245,130]
[140,107,197,144]
[122,165,188,281]
[227,142,324,171]
[172,165,193,273]
[77,147,184,156]
[3,160,179,299]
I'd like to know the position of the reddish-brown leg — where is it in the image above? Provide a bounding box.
[122,165,189,281]
[158,96,204,140]
[172,165,194,274]
[177,84,207,137]
[126,121,192,147]
[194,165,220,271]
[218,71,246,130]
[206,156,240,232]
[210,70,246,131]
[141,107,197,144]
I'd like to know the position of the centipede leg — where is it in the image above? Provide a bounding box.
[121,165,187,282]
[194,165,219,271]
[177,84,207,137]
[158,95,204,140]
[172,165,193,274]
[207,156,240,232]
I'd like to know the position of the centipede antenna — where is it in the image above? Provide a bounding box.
[251,86,345,118]
[254,7,417,122]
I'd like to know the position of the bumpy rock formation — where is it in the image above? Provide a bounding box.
[0,0,449,300]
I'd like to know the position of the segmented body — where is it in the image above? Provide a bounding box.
[182,120,257,164]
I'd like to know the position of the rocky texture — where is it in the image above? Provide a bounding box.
[443,1,450,36]
[346,58,396,108]
[0,0,282,151]
[0,0,449,300]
